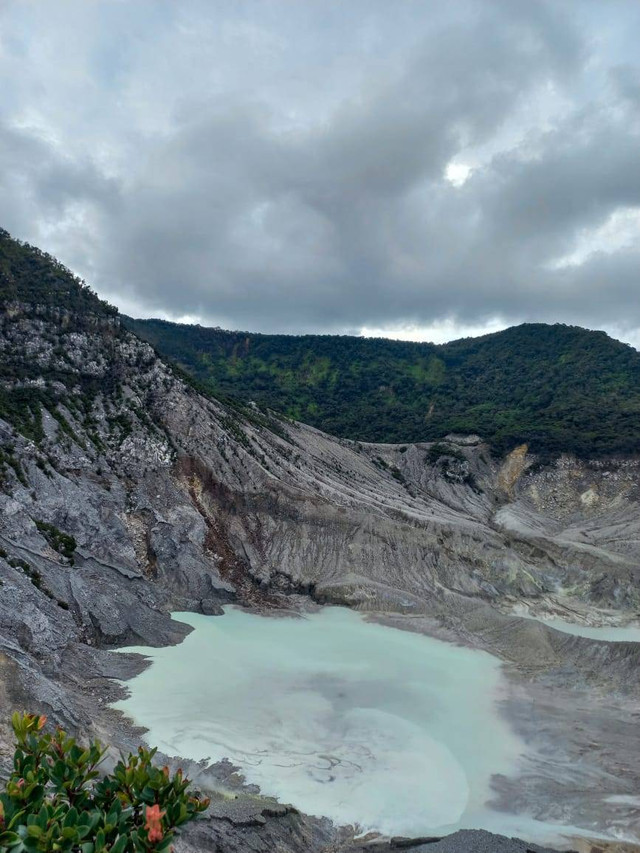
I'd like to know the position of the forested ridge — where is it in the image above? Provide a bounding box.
[126,317,640,457]
[0,228,116,316]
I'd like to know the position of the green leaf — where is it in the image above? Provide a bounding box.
[62,808,78,828]
[109,836,128,853]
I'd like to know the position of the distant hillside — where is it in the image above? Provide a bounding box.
[126,318,640,457]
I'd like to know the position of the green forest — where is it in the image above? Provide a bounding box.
[126,317,640,458]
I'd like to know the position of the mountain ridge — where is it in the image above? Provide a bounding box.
[125,316,640,458]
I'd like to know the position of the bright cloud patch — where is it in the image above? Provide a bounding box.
[444,162,472,187]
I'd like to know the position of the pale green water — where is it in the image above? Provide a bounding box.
[113,607,588,840]
[523,614,640,642]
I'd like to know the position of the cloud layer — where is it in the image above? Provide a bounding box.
[1,0,640,340]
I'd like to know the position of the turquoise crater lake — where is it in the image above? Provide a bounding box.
[114,607,524,837]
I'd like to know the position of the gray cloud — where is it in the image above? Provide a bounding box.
[1,0,640,340]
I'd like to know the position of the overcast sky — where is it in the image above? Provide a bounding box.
[1,0,640,345]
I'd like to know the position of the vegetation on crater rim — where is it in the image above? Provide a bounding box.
[127,317,640,458]
[0,229,115,317]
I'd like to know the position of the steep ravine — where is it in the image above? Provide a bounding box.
[1,300,640,850]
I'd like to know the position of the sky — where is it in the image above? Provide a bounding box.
[1,0,640,346]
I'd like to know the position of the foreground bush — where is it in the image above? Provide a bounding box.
[0,712,210,852]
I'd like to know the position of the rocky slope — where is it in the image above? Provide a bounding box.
[1,236,640,850]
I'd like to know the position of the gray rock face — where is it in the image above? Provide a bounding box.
[1,303,639,852]
[347,830,564,853]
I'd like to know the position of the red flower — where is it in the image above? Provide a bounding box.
[145,804,165,843]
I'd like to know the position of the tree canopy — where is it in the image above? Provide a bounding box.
[126,317,640,458]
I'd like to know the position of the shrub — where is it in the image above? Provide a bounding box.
[426,442,464,465]
[34,521,76,564]
[0,712,209,852]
